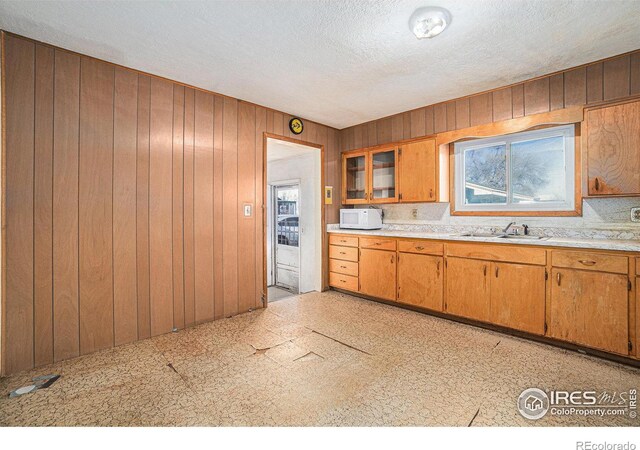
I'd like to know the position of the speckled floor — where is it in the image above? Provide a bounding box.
[1,290,639,426]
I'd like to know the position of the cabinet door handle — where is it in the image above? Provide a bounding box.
[556,272,561,286]
[429,189,433,198]
[594,177,600,191]
[495,266,499,278]
[391,255,394,264]
[483,265,487,276]
[436,260,440,277]
[578,259,596,266]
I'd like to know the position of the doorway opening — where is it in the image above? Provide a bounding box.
[266,137,322,304]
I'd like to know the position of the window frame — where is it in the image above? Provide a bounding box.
[453,125,577,215]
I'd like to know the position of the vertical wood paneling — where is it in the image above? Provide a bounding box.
[445,102,456,131]
[353,123,363,149]
[53,49,80,362]
[549,74,564,110]
[136,75,151,340]
[148,78,174,336]
[391,115,403,141]
[564,67,587,107]
[367,121,377,146]
[631,52,640,95]
[524,77,550,115]
[424,105,434,135]
[434,103,447,133]
[325,128,340,224]
[266,109,274,134]
[172,86,185,330]
[469,93,492,126]
[4,36,35,373]
[193,91,214,322]
[603,55,630,100]
[222,97,239,318]
[586,62,603,104]
[377,117,392,145]
[213,96,224,319]
[410,108,425,138]
[402,111,411,139]
[78,58,114,355]
[492,87,513,122]
[454,98,470,129]
[182,88,195,327]
[112,67,138,346]
[272,111,284,136]
[512,84,524,118]
[34,44,54,366]
[255,106,267,308]
[237,102,256,314]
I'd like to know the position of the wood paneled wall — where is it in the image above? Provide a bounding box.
[340,50,640,151]
[1,33,340,375]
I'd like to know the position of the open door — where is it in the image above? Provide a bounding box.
[273,184,300,293]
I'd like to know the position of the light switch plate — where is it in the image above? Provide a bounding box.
[244,204,252,217]
[631,207,640,222]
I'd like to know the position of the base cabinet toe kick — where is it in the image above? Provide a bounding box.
[328,233,640,363]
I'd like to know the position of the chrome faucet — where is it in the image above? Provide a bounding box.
[502,221,517,235]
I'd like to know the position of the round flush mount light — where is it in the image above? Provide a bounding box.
[409,6,452,39]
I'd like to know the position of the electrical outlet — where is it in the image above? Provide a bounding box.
[631,207,640,223]
[411,208,418,219]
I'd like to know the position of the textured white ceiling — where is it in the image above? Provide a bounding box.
[267,137,316,163]
[1,0,639,129]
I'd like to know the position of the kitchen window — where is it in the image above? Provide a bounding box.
[453,125,576,213]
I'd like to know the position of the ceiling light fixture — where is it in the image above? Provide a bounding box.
[409,6,452,39]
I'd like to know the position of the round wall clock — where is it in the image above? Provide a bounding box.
[289,117,304,135]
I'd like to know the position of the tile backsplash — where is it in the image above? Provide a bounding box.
[352,198,640,240]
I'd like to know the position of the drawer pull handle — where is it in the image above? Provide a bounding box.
[340,280,346,283]
[557,272,561,286]
[415,246,424,250]
[339,252,346,255]
[340,240,347,243]
[578,259,596,266]
[374,242,381,245]
[340,265,347,269]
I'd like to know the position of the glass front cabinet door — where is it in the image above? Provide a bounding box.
[342,151,370,204]
[369,147,399,203]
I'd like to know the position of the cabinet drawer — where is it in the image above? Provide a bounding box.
[329,245,358,262]
[329,272,358,291]
[445,243,546,266]
[329,259,358,277]
[551,250,628,274]
[398,240,443,255]
[360,237,396,251]
[329,234,358,248]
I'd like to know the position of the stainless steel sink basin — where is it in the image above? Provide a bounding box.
[496,234,547,240]
[454,232,547,240]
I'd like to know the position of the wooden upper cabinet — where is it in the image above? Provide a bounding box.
[359,248,396,301]
[489,262,545,335]
[341,137,436,205]
[342,151,369,204]
[586,99,640,196]
[548,268,629,355]
[445,257,490,322]
[369,147,399,203]
[398,139,437,202]
[397,252,443,311]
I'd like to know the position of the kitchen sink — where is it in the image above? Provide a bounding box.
[454,232,547,240]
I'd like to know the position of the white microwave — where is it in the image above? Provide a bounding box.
[340,208,383,230]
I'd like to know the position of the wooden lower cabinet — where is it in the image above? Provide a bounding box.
[445,257,490,322]
[548,268,629,355]
[490,262,545,335]
[359,248,396,301]
[397,252,443,311]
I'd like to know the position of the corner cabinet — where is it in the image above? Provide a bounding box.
[585,98,640,196]
[341,138,437,205]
